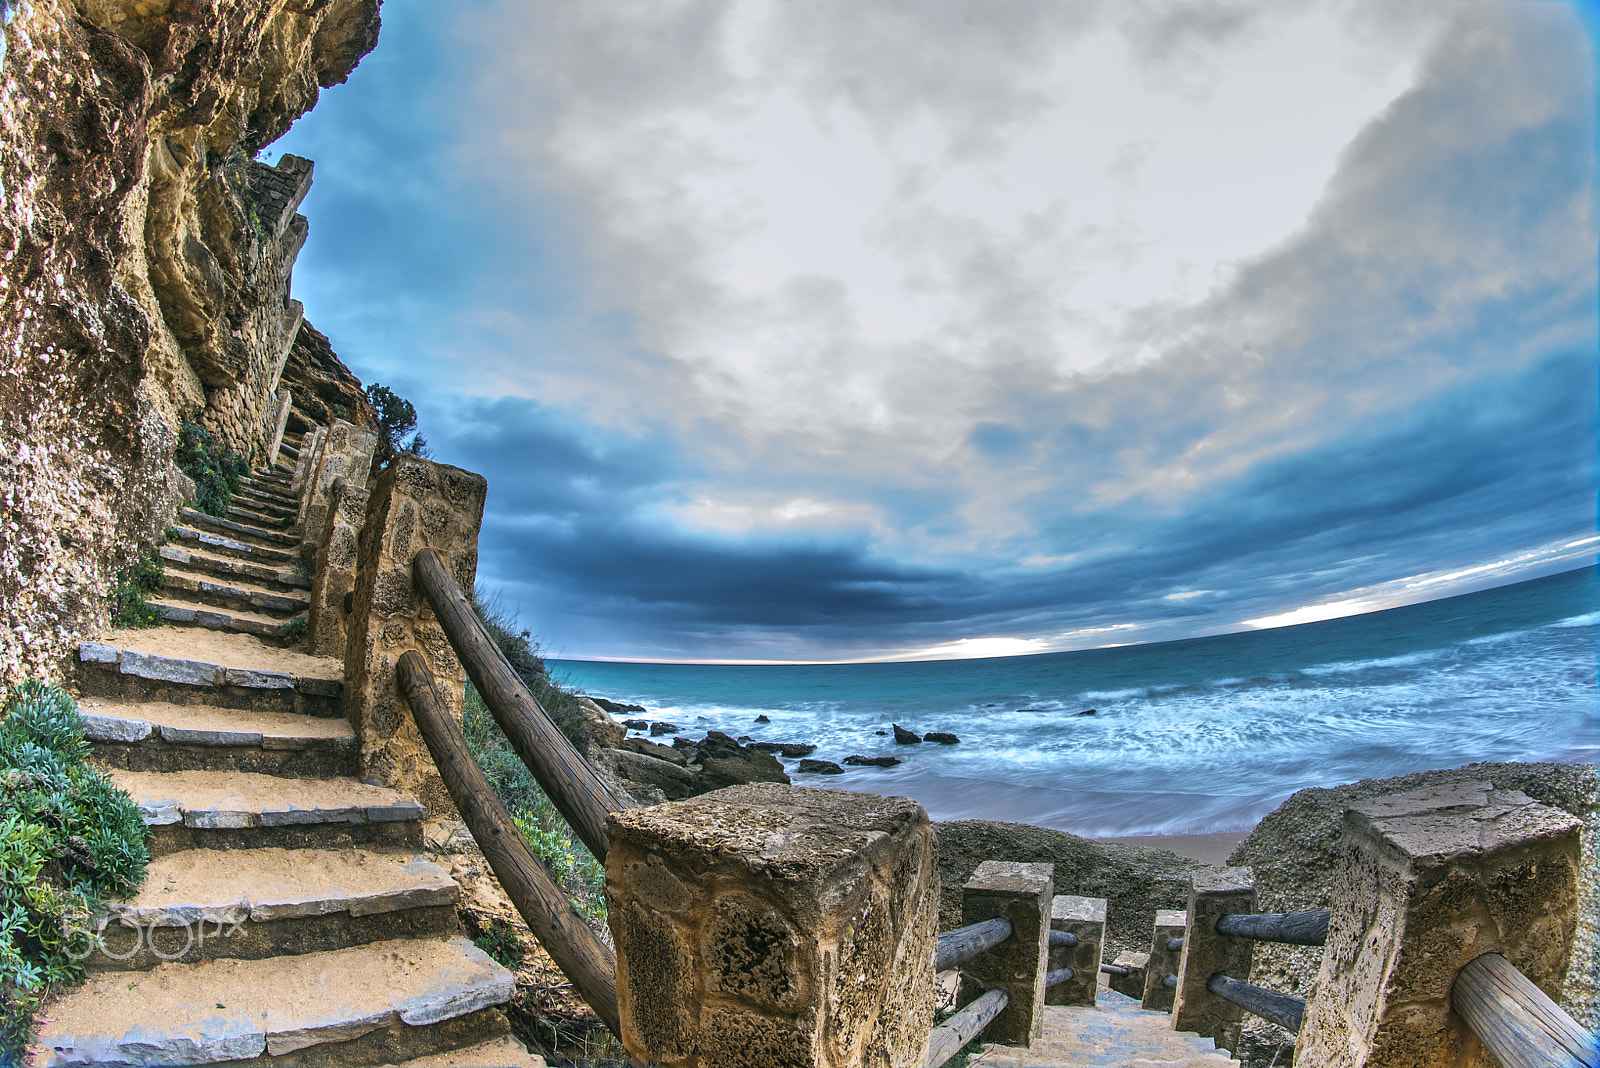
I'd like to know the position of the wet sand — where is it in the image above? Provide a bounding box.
[1096,830,1252,867]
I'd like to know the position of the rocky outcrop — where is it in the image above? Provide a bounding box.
[0,0,382,683]
[1228,760,1599,1032]
[279,319,378,434]
[932,820,1213,953]
[601,730,791,801]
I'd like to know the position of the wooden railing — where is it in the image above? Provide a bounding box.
[1187,908,1329,1035]
[1451,953,1598,1068]
[925,918,1080,1067]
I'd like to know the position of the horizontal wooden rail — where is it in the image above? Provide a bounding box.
[1045,966,1075,988]
[413,547,629,861]
[935,917,1014,972]
[1049,930,1078,949]
[1100,963,1131,977]
[1163,975,1178,990]
[1206,973,1305,1033]
[1215,909,1331,946]
[1452,953,1599,1068]
[925,988,1009,1068]
[1168,936,1184,951]
[396,651,621,1036]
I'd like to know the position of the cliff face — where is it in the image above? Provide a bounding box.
[0,0,381,681]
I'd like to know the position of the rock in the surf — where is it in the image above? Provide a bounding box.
[755,714,771,723]
[843,754,901,768]
[893,723,922,744]
[594,697,647,715]
[923,731,959,744]
[1077,708,1096,716]
[797,758,844,775]
[694,730,791,791]
[623,718,650,730]
[649,721,682,736]
[749,741,817,757]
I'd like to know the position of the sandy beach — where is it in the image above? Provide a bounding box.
[1097,830,1252,867]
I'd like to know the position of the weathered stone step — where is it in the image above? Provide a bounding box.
[159,543,310,593]
[81,697,355,776]
[87,847,459,970]
[235,484,300,511]
[167,523,295,566]
[158,568,311,618]
[967,991,1240,1067]
[77,634,341,717]
[244,471,293,489]
[227,501,297,529]
[144,596,305,642]
[394,1034,548,1067]
[179,506,299,547]
[108,767,426,856]
[33,937,515,1067]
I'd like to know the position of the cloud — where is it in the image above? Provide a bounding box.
[272,1,1597,660]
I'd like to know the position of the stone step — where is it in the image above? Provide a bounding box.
[179,507,299,547]
[81,697,355,777]
[86,847,459,970]
[967,991,1240,1068]
[158,543,310,593]
[33,937,515,1067]
[227,501,297,529]
[77,634,341,717]
[236,484,299,511]
[107,767,426,857]
[167,523,295,566]
[394,1034,548,1067]
[158,568,311,618]
[144,596,305,642]
[244,471,293,490]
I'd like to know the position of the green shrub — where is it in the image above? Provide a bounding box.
[0,684,149,1061]
[175,422,249,517]
[108,548,164,629]
[470,588,589,750]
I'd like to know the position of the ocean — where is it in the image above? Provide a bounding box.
[549,567,1598,838]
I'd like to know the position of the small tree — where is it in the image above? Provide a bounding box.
[363,383,430,465]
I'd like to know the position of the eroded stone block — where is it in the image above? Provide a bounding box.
[1171,867,1255,1053]
[1295,783,1583,1068]
[1046,894,1105,1007]
[1141,908,1187,1012]
[959,860,1052,1047]
[606,783,938,1068]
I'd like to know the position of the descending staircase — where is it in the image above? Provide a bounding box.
[31,436,542,1068]
[967,989,1241,1068]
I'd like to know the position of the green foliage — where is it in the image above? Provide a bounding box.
[470,918,525,969]
[281,616,308,643]
[363,383,428,466]
[108,548,164,629]
[461,683,607,926]
[175,422,249,517]
[0,684,149,1061]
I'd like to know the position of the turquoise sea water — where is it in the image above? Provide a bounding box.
[551,568,1599,836]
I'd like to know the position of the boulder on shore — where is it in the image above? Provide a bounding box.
[593,696,648,715]
[798,758,843,775]
[892,724,922,744]
[649,721,681,736]
[575,697,625,749]
[622,719,650,730]
[693,731,791,792]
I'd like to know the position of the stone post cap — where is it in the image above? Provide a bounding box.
[1191,866,1254,893]
[1051,895,1106,923]
[1344,783,1583,865]
[1154,910,1186,927]
[605,782,929,883]
[384,454,488,517]
[965,860,1053,895]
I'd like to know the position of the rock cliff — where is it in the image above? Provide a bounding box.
[0,0,381,681]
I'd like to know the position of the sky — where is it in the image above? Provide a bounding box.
[273,0,1599,663]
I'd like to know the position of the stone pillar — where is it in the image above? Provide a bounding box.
[266,389,292,468]
[344,454,486,820]
[1141,909,1187,1012]
[1295,783,1583,1068]
[298,418,377,555]
[605,783,938,1068]
[959,861,1052,1047]
[307,476,368,659]
[1046,894,1105,1007]
[1171,867,1256,1053]
[290,425,325,496]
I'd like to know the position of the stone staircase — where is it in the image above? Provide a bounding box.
[30,438,541,1067]
[968,990,1241,1068]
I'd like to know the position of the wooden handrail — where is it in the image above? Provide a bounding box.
[924,988,1009,1068]
[396,651,621,1036]
[934,917,1013,972]
[1452,953,1599,1068]
[1214,909,1331,946]
[413,546,629,861]
[1045,966,1074,988]
[1206,973,1306,1033]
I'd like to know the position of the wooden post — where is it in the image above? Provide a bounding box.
[396,651,620,1036]
[413,545,628,862]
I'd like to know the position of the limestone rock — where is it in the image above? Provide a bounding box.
[843,755,901,768]
[798,758,844,775]
[893,723,922,744]
[576,697,626,749]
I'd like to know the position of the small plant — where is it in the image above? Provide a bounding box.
[108,547,164,629]
[292,557,315,582]
[175,422,249,518]
[0,684,149,1061]
[471,918,525,969]
[281,616,308,643]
